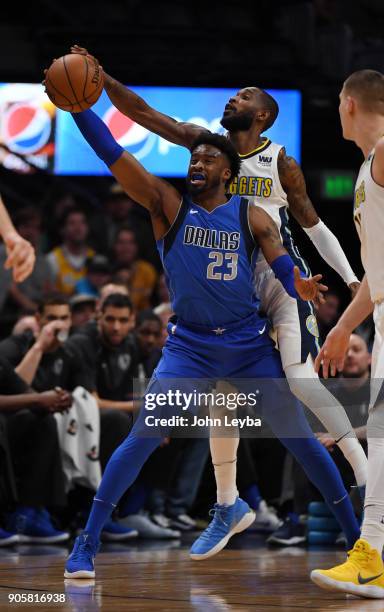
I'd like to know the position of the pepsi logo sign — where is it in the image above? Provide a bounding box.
[1,103,51,155]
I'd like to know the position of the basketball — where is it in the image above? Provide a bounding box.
[44,54,104,113]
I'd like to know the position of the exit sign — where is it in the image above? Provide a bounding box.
[322,172,355,199]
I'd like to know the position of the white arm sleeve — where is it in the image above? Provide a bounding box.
[302,219,359,285]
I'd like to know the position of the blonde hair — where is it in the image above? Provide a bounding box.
[344,69,384,115]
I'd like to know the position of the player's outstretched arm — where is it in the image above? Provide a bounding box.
[0,196,35,282]
[277,147,359,295]
[70,45,207,150]
[249,205,327,302]
[71,109,181,239]
[315,275,374,378]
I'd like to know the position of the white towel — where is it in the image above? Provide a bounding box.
[54,386,101,492]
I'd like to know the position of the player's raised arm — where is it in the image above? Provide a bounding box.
[70,45,207,150]
[249,205,327,303]
[277,147,360,296]
[71,109,181,240]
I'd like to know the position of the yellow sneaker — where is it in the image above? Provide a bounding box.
[310,539,384,599]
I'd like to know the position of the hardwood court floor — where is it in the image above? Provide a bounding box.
[0,536,383,611]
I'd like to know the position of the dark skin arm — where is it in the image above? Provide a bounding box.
[109,150,182,240]
[70,45,207,149]
[105,74,206,148]
[0,389,72,414]
[277,147,360,297]
[277,147,319,228]
[249,206,327,302]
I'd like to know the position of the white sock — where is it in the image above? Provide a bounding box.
[285,357,368,486]
[361,436,384,554]
[209,383,239,506]
[210,436,239,506]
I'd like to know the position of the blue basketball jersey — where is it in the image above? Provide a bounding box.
[157,194,262,327]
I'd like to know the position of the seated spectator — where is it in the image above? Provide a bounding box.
[116,309,180,539]
[46,209,95,296]
[98,282,129,310]
[112,226,158,311]
[8,207,54,314]
[127,311,206,534]
[135,310,163,380]
[149,437,210,532]
[69,291,139,532]
[267,333,370,547]
[154,273,171,312]
[316,333,370,467]
[41,191,78,252]
[315,289,341,341]
[152,273,173,346]
[75,254,111,298]
[70,295,97,331]
[67,293,142,540]
[154,305,174,349]
[0,294,132,542]
[0,294,86,391]
[100,185,160,268]
[0,355,72,545]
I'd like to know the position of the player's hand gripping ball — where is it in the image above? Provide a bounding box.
[44,54,104,112]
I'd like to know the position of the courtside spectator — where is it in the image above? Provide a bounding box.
[0,356,72,544]
[70,295,97,331]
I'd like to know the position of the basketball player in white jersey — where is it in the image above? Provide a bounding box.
[69,45,368,537]
[310,70,384,599]
[0,194,35,282]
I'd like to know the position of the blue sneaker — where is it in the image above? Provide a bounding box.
[190,498,255,560]
[0,527,19,547]
[64,533,99,578]
[7,507,69,544]
[101,520,138,542]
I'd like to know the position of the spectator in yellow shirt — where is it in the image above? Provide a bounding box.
[46,209,95,296]
[112,226,157,311]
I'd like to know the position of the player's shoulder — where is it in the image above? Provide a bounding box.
[269,139,284,150]
[371,136,384,187]
[374,136,384,158]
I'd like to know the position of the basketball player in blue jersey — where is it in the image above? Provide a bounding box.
[60,106,361,577]
[69,45,368,535]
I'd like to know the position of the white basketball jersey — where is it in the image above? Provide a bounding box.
[229,138,310,275]
[354,148,384,302]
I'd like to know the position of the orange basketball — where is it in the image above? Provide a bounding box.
[44,54,104,113]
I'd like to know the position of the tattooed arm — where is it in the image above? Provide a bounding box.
[104,76,207,149]
[248,205,286,263]
[277,147,359,293]
[249,205,327,302]
[277,147,319,227]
